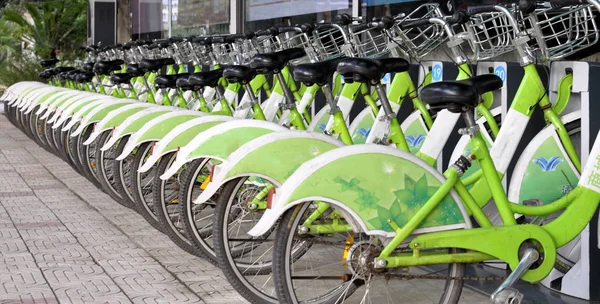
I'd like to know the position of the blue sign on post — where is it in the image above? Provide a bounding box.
[494,65,506,82]
[382,73,391,84]
[432,64,443,82]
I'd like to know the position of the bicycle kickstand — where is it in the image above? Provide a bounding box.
[490,248,539,304]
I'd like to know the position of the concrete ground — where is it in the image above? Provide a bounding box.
[0,113,244,303]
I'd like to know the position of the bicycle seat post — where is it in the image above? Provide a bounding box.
[275,72,297,109]
[373,81,395,120]
[459,109,479,137]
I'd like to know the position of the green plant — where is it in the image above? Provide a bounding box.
[0,55,42,85]
[0,0,87,85]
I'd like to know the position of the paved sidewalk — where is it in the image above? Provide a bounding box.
[0,113,244,303]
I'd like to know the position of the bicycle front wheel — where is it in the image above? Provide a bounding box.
[272,202,466,304]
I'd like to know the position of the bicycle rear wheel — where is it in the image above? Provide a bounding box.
[213,177,279,303]
[272,202,465,304]
[180,158,218,264]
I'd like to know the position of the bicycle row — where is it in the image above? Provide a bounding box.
[3,0,600,303]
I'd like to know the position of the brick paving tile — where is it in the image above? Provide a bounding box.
[0,113,247,303]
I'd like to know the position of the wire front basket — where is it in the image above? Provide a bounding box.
[464,10,517,61]
[212,39,256,65]
[520,3,599,62]
[388,4,447,60]
[312,24,355,60]
[349,24,390,58]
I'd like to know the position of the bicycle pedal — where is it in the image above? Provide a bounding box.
[491,288,523,304]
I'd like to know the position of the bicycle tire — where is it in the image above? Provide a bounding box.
[94,130,127,205]
[213,177,279,303]
[153,152,203,256]
[129,141,162,229]
[112,135,137,209]
[272,202,465,304]
[179,157,218,264]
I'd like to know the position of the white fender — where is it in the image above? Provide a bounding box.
[18,86,57,110]
[25,90,68,115]
[449,107,501,164]
[100,107,176,151]
[63,99,109,133]
[194,131,345,205]
[232,91,253,119]
[7,83,41,106]
[48,95,86,125]
[365,103,401,144]
[34,91,73,115]
[306,105,331,132]
[17,86,52,108]
[277,89,315,126]
[84,103,155,144]
[323,94,354,133]
[348,106,374,136]
[139,115,235,172]
[115,110,206,160]
[54,95,106,128]
[160,120,287,180]
[38,91,87,119]
[247,144,470,238]
[418,109,461,160]
[508,110,581,202]
[72,100,133,137]
[261,91,285,122]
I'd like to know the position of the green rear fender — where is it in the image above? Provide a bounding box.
[73,101,134,137]
[138,116,234,172]
[116,111,207,160]
[100,108,175,151]
[84,103,155,144]
[194,131,345,204]
[247,145,470,238]
[160,120,288,180]
[64,100,107,134]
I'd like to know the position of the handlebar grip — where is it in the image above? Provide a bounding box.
[351,22,372,32]
[211,36,226,44]
[550,0,585,8]
[277,26,300,34]
[300,23,314,33]
[447,10,470,25]
[169,36,185,43]
[335,13,353,25]
[153,39,170,46]
[256,27,277,36]
[518,0,537,14]
[467,5,498,14]
[225,33,248,42]
[191,36,209,44]
[400,18,431,29]
[377,16,395,29]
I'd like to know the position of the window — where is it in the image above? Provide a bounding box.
[131,0,166,40]
[243,0,352,32]
[171,0,230,36]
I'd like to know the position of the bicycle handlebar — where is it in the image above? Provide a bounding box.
[467,5,498,14]
[550,0,586,8]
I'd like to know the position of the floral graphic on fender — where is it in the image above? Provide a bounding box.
[368,174,461,231]
[406,135,426,148]
[333,177,379,213]
[532,156,563,172]
[357,127,371,138]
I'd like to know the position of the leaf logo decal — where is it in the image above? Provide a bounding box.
[406,135,426,148]
[317,123,326,132]
[357,127,371,138]
[532,156,563,172]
